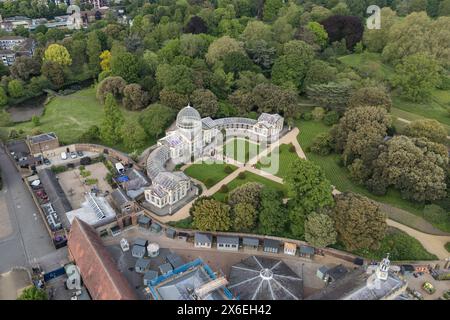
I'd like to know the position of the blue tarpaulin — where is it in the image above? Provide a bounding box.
[116,175,130,183]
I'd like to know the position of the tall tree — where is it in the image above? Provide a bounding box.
[285,159,334,214]
[100,93,124,145]
[332,192,387,251]
[404,119,448,144]
[232,202,257,232]
[139,104,175,138]
[191,198,231,231]
[86,31,102,75]
[111,51,140,83]
[258,188,287,236]
[304,212,337,248]
[120,120,147,151]
[43,44,72,66]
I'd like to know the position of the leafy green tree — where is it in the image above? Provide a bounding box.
[285,159,334,214]
[41,61,65,87]
[122,83,149,111]
[303,60,337,89]
[306,82,353,112]
[258,188,287,235]
[111,51,140,83]
[404,119,448,143]
[159,89,189,111]
[100,94,124,145]
[86,31,102,74]
[0,87,7,106]
[156,64,195,95]
[190,89,219,117]
[368,136,448,201]
[31,115,40,127]
[8,79,24,98]
[392,53,441,102]
[288,204,306,239]
[304,212,337,248]
[205,36,245,65]
[138,104,175,138]
[43,44,72,66]
[120,120,147,151]
[96,76,126,103]
[191,198,231,231]
[347,86,392,111]
[333,192,387,251]
[363,7,397,53]
[306,22,328,48]
[228,182,263,209]
[263,0,283,22]
[233,202,257,232]
[17,286,47,300]
[10,56,41,81]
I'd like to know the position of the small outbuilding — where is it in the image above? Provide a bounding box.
[150,222,162,233]
[194,233,212,248]
[132,245,146,259]
[166,253,184,269]
[216,235,239,251]
[284,242,297,256]
[401,265,415,276]
[324,264,348,283]
[138,215,151,229]
[263,239,280,254]
[134,238,148,247]
[316,266,329,280]
[242,237,259,251]
[135,258,151,274]
[299,245,315,259]
[159,263,173,275]
[143,270,158,286]
[165,228,176,239]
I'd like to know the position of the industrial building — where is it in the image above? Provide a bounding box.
[228,256,303,300]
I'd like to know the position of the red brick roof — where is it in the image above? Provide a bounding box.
[68,218,137,300]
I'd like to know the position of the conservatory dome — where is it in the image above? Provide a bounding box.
[176,104,201,130]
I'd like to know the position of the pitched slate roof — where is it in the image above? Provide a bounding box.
[67,218,137,300]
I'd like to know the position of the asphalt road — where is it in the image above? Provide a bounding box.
[0,145,57,274]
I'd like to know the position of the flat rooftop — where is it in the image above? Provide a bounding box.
[29,132,57,144]
[65,193,116,228]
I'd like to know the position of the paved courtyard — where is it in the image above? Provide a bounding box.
[57,162,112,209]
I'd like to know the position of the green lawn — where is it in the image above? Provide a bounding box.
[255,143,299,178]
[184,163,237,188]
[2,87,155,153]
[213,170,287,202]
[445,242,450,253]
[338,52,395,81]
[223,138,260,163]
[350,228,438,261]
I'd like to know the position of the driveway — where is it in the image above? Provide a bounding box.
[0,145,56,274]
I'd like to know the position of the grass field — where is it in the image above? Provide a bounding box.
[2,87,154,153]
[213,170,287,202]
[184,163,237,188]
[350,228,438,261]
[255,143,299,178]
[223,138,260,163]
[340,52,450,130]
[338,52,395,81]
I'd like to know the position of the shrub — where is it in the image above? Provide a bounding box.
[423,204,448,224]
[219,184,229,193]
[224,165,233,174]
[323,111,339,126]
[311,107,326,121]
[302,112,313,121]
[289,144,296,153]
[85,178,98,185]
[238,172,246,179]
[310,132,333,155]
[80,170,91,178]
[51,165,66,173]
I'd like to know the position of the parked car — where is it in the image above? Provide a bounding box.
[70,152,77,159]
[77,151,84,157]
[422,282,436,294]
[43,158,51,165]
[61,152,67,160]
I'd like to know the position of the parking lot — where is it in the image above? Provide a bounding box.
[404,272,449,300]
[57,162,113,209]
[37,146,99,170]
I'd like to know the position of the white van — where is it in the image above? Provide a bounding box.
[115,162,125,174]
[61,152,67,160]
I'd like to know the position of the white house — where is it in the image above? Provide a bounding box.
[194,233,212,249]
